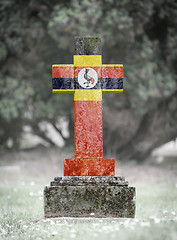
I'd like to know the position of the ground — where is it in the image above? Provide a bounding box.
[0,147,177,240]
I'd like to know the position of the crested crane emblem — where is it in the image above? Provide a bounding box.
[78,67,98,89]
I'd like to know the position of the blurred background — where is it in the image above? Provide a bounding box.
[1,2,177,238]
[0,0,177,164]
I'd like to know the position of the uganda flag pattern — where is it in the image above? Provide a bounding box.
[52,55,123,176]
[52,56,123,93]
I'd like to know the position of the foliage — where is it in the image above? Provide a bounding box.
[0,0,177,159]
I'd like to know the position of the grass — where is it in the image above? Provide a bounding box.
[0,179,177,240]
[0,148,177,239]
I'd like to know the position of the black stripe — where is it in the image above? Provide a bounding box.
[53,78,123,90]
[53,78,74,89]
[102,78,123,89]
[75,78,102,89]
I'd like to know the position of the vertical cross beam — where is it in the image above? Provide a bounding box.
[52,37,123,176]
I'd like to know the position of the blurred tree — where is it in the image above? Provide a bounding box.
[0,0,176,161]
[0,0,74,149]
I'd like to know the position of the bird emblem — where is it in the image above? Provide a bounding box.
[84,68,95,88]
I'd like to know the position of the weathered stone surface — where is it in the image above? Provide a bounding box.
[64,158,115,176]
[51,176,128,186]
[44,176,136,218]
[75,37,101,55]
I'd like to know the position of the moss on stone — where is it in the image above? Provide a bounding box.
[75,37,101,55]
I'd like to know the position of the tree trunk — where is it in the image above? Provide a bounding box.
[103,90,177,161]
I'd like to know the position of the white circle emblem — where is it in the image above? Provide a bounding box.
[78,67,98,89]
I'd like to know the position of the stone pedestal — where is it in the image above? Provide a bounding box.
[44,176,136,218]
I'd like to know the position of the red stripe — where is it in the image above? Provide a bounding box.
[74,101,103,159]
[102,66,123,78]
[52,66,74,78]
[74,67,101,78]
[53,66,123,78]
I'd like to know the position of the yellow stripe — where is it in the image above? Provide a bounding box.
[52,64,74,67]
[102,64,123,67]
[74,89,102,101]
[102,89,123,92]
[53,89,75,93]
[53,64,123,67]
[53,89,123,94]
[74,55,102,66]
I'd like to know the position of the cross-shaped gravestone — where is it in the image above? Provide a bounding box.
[44,37,135,218]
[52,37,123,176]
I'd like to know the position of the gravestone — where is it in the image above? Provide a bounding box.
[44,37,136,218]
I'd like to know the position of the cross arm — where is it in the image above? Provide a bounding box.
[52,62,123,93]
[52,64,74,93]
[102,64,123,92]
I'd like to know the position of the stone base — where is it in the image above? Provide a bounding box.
[44,177,136,218]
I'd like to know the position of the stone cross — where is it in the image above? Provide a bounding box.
[44,37,135,218]
[52,37,123,176]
